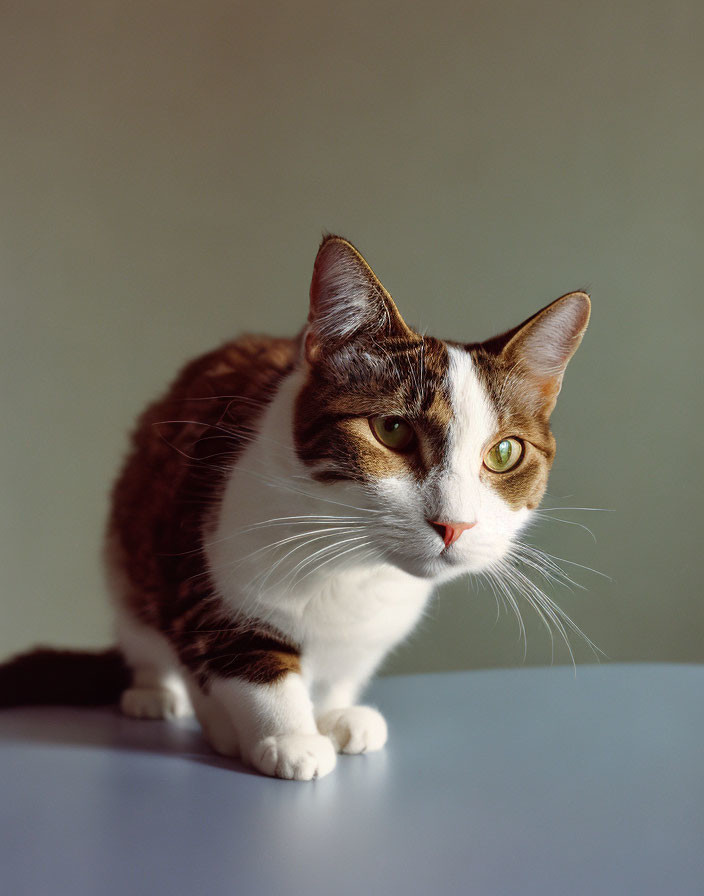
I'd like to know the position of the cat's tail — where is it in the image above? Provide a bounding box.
[0,646,131,707]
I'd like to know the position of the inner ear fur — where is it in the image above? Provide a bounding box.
[484,291,591,412]
[305,235,412,363]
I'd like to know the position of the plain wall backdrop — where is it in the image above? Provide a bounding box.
[1,0,702,673]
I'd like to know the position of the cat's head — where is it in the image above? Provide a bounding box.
[294,236,589,582]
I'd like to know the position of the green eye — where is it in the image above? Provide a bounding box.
[484,437,523,473]
[369,416,417,453]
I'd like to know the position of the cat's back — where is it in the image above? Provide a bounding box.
[107,333,300,609]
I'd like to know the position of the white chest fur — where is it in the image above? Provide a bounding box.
[294,564,432,687]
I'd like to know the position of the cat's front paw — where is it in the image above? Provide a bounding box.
[249,733,337,781]
[316,706,388,754]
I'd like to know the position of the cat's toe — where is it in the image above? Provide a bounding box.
[250,733,337,781]
[120,686,189,720]
[316,706,388,754]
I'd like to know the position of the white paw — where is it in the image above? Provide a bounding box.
[249,733,337,781]
[120,686,191,720]
[316,706,388,754]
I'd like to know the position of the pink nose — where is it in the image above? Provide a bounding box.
[429,520,476,548]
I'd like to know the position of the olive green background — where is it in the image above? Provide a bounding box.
[2,0,701,672]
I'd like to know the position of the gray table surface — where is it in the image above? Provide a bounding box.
[1,663,702,896]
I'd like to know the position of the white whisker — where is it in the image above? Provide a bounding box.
[212,526,363,584]
[532,513,598,542]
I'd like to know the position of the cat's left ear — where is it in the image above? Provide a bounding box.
[487,291,591,414]
[305,235,412,363]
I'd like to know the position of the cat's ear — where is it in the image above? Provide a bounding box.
[305,235,412,362]
[486,291,591,414]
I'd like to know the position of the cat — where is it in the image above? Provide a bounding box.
[0,235,590,780]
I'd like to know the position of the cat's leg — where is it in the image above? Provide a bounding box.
[183,676,240,758]
[115,609,193,720]
[308,582,432,755]
[169,616,336,779]
[314,679,388,755]
[207,673,337,780]
[312,655,389,755]
[185,671,333,777]
[104,536,193,720]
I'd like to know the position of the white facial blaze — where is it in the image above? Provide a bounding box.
[442,347,499,523]
[439,346,532,567]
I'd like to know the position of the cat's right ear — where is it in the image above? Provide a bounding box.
[305,236,412,363]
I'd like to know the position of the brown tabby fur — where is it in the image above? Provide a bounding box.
[295,335,453,484]
[107,335,304,686]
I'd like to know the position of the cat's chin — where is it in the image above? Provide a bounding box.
[383,548,493,583]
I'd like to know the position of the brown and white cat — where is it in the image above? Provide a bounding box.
[4,236,591,780]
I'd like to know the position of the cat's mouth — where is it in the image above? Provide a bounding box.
[380,540,484,581]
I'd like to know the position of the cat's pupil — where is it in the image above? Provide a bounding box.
[385,418,402,432]
[498,440,511,464]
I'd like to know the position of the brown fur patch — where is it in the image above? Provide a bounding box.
[468,346,556,510]
[169,599,301,688]
[108,334,302,685]
[294,335,453,485]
